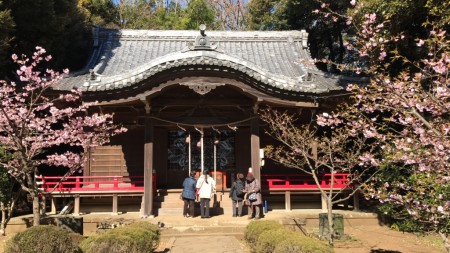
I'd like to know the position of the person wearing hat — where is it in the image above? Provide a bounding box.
[244,171,262,219]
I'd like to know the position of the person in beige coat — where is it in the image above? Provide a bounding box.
[196,170,216,218]
[244,173,262,219]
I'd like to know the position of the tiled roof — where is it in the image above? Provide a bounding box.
[57,28,352,95]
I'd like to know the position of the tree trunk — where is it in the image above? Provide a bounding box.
[0,203,6,236]
[439,231,450,253]
[327,197,334,246]
[32,193,41,226]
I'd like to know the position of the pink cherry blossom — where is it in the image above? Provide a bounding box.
[0,48,127,226]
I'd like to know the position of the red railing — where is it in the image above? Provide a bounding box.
[39,175,151,193]
[41,173,349,193]
[261,173,350,190]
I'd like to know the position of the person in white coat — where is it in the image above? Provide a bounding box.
[196,170,216,218]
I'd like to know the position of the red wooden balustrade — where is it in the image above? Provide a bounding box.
[261,173,350,190]
[39,175,152,193]
[40,173,349,193]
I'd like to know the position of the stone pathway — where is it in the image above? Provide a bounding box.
[163,235,247,253]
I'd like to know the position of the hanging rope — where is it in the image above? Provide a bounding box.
[149,116,258,128]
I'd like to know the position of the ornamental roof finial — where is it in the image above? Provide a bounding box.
[200,24,206,36]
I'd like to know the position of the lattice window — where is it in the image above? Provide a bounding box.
[167,130,235,172]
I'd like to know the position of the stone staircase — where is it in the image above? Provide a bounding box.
[154,189,235,216]
[157,217,249,237]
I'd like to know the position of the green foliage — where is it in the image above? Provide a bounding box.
[245,220,333,253]
[372,164,450,234]
[79,221,160,253]
[0,167,12,204]
[273,235,334,253]
[247,0,288,30]
[426,0,450,27]
[0,1,14,74]
[244,220,284,247]
[255,0,353,72]
[255,228,297,253]
[4,225,82,253]
[79,0,118,28]
[347,0,444,75]
[154,4,187,30]
[0,146,14,205]
[2,0,91,71]
[116,0,156,29]
[183,0,217,30]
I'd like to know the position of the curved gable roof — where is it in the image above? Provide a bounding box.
[58,28,353,97]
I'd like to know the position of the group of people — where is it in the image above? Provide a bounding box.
[181,169,262,219]
[181,170,216,218]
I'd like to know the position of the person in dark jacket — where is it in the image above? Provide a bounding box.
[229,173,245,217]
[182,171,197,217]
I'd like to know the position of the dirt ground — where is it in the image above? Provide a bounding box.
[0,217,447,253]
[334,225,446,253]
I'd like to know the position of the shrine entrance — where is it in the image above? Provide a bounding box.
[166,128,235,188]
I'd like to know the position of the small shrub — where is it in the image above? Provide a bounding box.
[274,235,334,253]
[245,220,283,247]
[4,225,81,253]
[79,233,136,253]
[79,221,160,253]
[126,221,159,231]
[255,228,298,253]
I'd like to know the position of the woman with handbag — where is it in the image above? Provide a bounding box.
[244,172,262,220]
[196,170,216,218]
[181,171,197,218]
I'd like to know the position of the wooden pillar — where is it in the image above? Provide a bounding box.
[112,194,118,215]
[285,191,291,211]
[321,194,327,212]
[51,197,56,214]
[250,118,261,181]
[73,195,80,216]
[353,192,360,211]
[141,117,154,217]
[84,147,91,177]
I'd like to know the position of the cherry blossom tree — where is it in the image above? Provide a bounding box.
[349,23,450,253]
[313,1,450,250]
[0,47,126,226]
[260,107,381,246]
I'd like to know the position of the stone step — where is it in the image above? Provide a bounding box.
[160,225,246,237]
[155,206,238,216]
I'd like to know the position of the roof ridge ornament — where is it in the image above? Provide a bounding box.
[185,24,218,52]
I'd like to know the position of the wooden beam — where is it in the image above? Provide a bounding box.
[90,77,320,108]
[151,98,253,107]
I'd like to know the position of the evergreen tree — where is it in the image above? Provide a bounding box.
[247,0,287,30]
[3,0,91,71]
[0,1,15,75]
[79,0,119,28]
[183,0,217,30]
